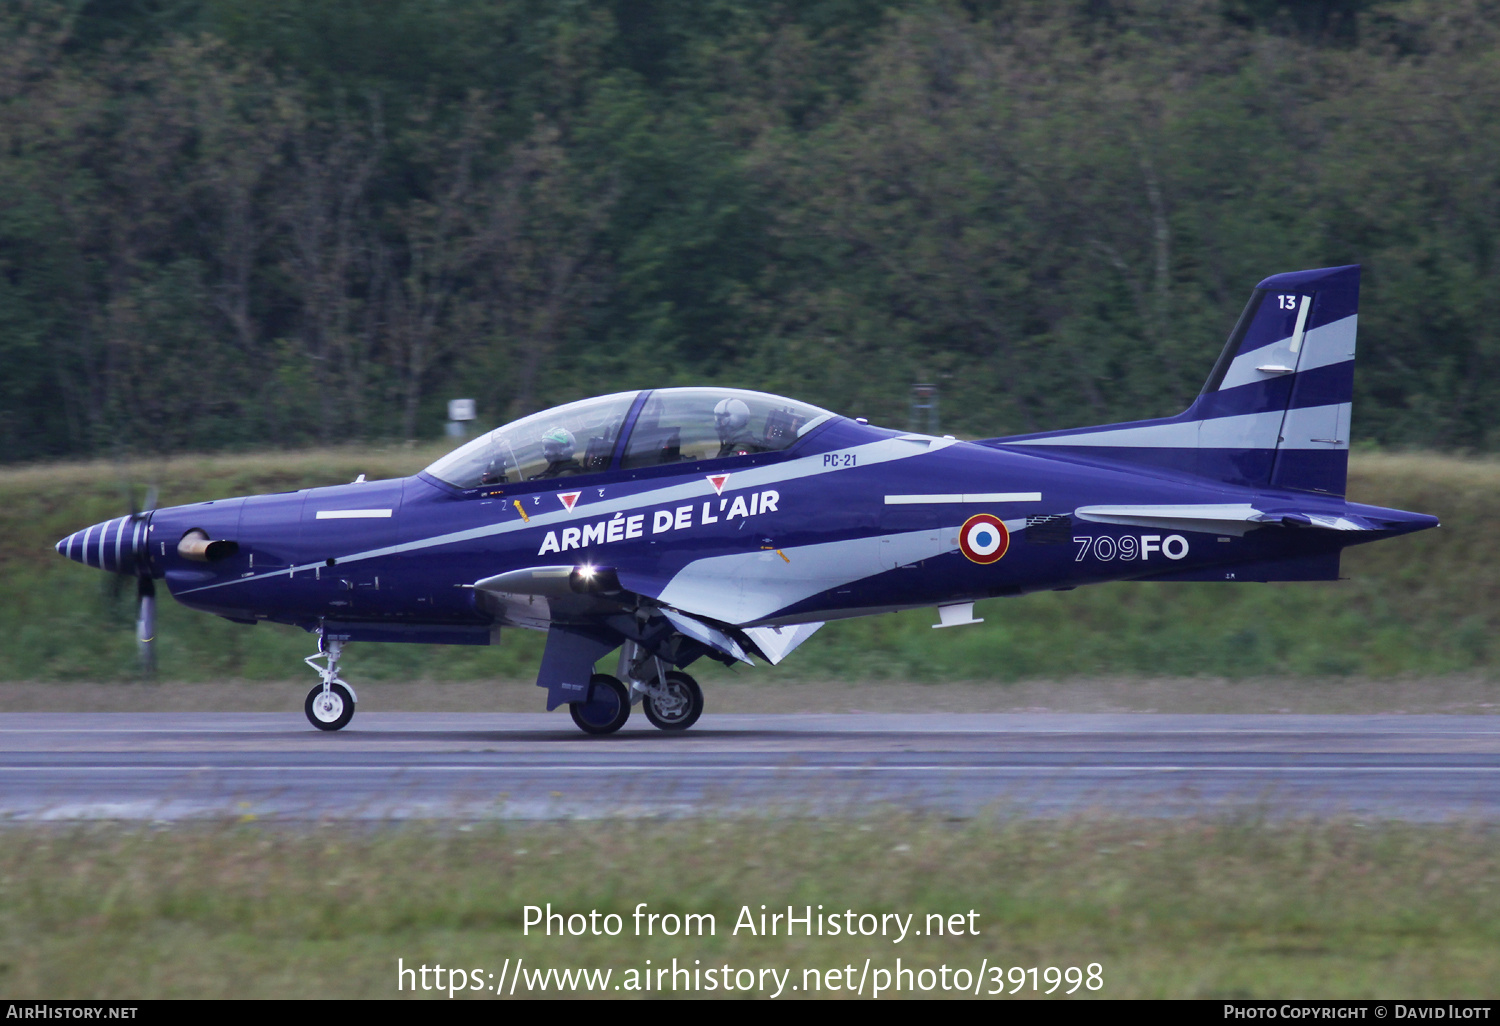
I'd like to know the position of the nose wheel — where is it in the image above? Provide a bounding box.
[306,681,355,731]
[303,632,358,731]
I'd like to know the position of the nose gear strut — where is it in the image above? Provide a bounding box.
[304,630,358,731]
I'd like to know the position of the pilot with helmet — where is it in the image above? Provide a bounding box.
[531,426,583,478]
[714,397,765,458]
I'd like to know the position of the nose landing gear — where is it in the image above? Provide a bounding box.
[304,633,357,731]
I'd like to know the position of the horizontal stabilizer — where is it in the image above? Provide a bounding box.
[1075,503,1263,536]
[1075,503,1384,537]
[1255,510,1381,531]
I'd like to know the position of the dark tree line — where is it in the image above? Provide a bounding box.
[2,0,1498,462]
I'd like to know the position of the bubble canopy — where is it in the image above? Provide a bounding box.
[424,388,834,489]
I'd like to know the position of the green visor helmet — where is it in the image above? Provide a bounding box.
[541,426,575,461]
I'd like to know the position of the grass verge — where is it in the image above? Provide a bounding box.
[0,816,1495,999]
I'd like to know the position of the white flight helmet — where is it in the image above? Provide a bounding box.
[714,397,750,436]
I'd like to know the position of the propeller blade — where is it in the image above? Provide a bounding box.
[136,576,156,675]
[139,485,159,517]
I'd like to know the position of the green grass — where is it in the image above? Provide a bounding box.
[0,448,1491,683]
[0,817,1496,998]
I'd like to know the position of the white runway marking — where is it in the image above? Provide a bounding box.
[3,764,1499,774]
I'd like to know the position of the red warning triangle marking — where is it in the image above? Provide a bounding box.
[706,473,730,495]
[558,491,581,510]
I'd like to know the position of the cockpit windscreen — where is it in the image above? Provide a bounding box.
[620,388,831,469]
[424,388,834,489]
[425,391,639,488]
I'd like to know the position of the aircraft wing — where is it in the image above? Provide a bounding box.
[473,563,820,667]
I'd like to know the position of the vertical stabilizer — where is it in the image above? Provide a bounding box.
[990,264,1359,495]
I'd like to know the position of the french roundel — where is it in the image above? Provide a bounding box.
[959,514,1009,565]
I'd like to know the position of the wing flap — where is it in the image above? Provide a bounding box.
[659,608,754,666]
[742,622,824,664]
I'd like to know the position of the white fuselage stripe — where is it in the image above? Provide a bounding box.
[1008,403,1351,451]
[314,509,393,519]
[885,492,1041,504]
[2,764,1494,775]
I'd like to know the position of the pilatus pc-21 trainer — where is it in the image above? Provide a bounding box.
[57,265,1437,734]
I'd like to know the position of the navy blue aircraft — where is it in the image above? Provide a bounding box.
[56,265,1436,734]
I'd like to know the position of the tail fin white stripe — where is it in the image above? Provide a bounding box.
[1012,404,1350,451]
[1281,404,1350,449]
[1288,294,1312,354]
[1217,315,1356,392]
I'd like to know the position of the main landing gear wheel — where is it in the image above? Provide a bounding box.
[305,682,355,731]
[643,671,703,732]
[569,674,631,735]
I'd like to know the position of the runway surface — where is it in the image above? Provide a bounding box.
[1,711,1498,822]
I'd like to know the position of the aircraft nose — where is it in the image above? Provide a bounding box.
[55,517,146,574]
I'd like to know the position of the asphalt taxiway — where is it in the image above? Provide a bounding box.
[1,712,1497,821]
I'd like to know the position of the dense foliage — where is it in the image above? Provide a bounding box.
[2,0,1498,461]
